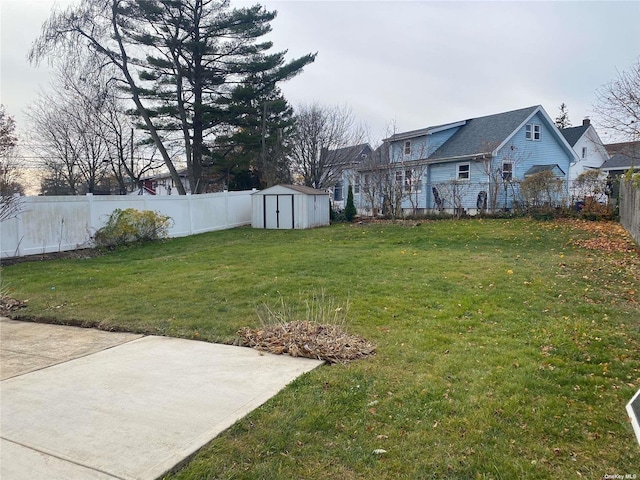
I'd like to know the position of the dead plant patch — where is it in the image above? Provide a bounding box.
[0,297,26,316]
[237,321,376,364]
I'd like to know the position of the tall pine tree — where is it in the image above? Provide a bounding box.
[210,80,294,189]
[30,0,315,194]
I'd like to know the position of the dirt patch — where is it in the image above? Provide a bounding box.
[0,248,103,266]
[237,321,376,364]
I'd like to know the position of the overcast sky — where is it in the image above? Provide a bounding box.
[2,0,639,151]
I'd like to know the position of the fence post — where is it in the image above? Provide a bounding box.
[86,193,95,238]
[224,190,229,228]
[187,193,194,235]
[15,196,25,257]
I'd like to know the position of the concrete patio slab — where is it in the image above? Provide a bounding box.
[1,318,143,380]
[0,319,324,479]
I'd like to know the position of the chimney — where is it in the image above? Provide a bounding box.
[582,117,590,127]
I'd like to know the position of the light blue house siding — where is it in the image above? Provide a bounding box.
[425,161,488,212]
[495,112,572,181]
[389,127,461,163]
[389,135,428,162]
[341,106,578,216]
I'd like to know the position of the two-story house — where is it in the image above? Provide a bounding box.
[347,105,579,216]
[559,118,610,199]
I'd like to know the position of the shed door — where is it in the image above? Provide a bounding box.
[263,194,295,229]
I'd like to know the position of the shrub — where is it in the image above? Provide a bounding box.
[344,185,356,222]
[519,171,565,209]
[94,208,172,248]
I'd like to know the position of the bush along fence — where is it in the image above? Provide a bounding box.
[350,174,615,219]
[0,190,253,259]
[619,174,640,245]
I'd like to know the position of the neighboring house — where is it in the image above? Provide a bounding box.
[348,105,579,216]
[135,169,191,195]
[603,141,640,176]
[322,143,372,209]
[559,118,610,191]
[601,142,640,202]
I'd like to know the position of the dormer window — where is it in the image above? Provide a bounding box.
[404,141,411,155]
[525,123,541,141]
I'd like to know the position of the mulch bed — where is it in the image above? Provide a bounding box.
[237,321,376,364]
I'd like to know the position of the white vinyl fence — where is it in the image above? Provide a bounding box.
[0,190,253,259]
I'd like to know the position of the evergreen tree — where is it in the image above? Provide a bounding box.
[344,185,356,222]
[209,81,294,189]
[31,0,315,194]
[555,103,572,129]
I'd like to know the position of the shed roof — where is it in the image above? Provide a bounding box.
[524,164,566,176]
[253,184,329,196]
[323,144,372,168]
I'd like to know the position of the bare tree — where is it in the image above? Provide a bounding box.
[433,180,473,218]
[351,144,387,216]
[593,58,640,143]
[289,103,364,189]
[27,62,111,194]
[477,141,529,212]
[0,105,23,221]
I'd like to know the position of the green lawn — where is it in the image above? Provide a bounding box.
[2,219,639,479]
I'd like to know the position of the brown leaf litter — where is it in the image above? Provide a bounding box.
[0,297,27,316]
[563,219,639,254]
[237,321,376,364]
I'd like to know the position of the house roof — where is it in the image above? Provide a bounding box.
[601,153,637,170]
[559,125,589,147]
[427,105,540,161]
[323,144,372,168]
[524,164,565,176]
[386,120,467,143]
[605,141,640,159]
[144,168,188,181]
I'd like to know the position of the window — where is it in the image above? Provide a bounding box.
[502,162,513,181]
[354,176,360,194]
[457,163,470,180]
[395,171,404,188]
[404,141,411,155]
[582,147,587,159]
[404,170,412,192]
[334,181,343,201]
[526,123,541,141]
[363,174,370,193]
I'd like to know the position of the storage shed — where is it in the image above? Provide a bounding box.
[251,185,330,229]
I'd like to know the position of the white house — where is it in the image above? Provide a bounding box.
[135,169,191,195]
[560,119,610,195]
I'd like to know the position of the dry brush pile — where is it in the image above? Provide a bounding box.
[237,321,376,364]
